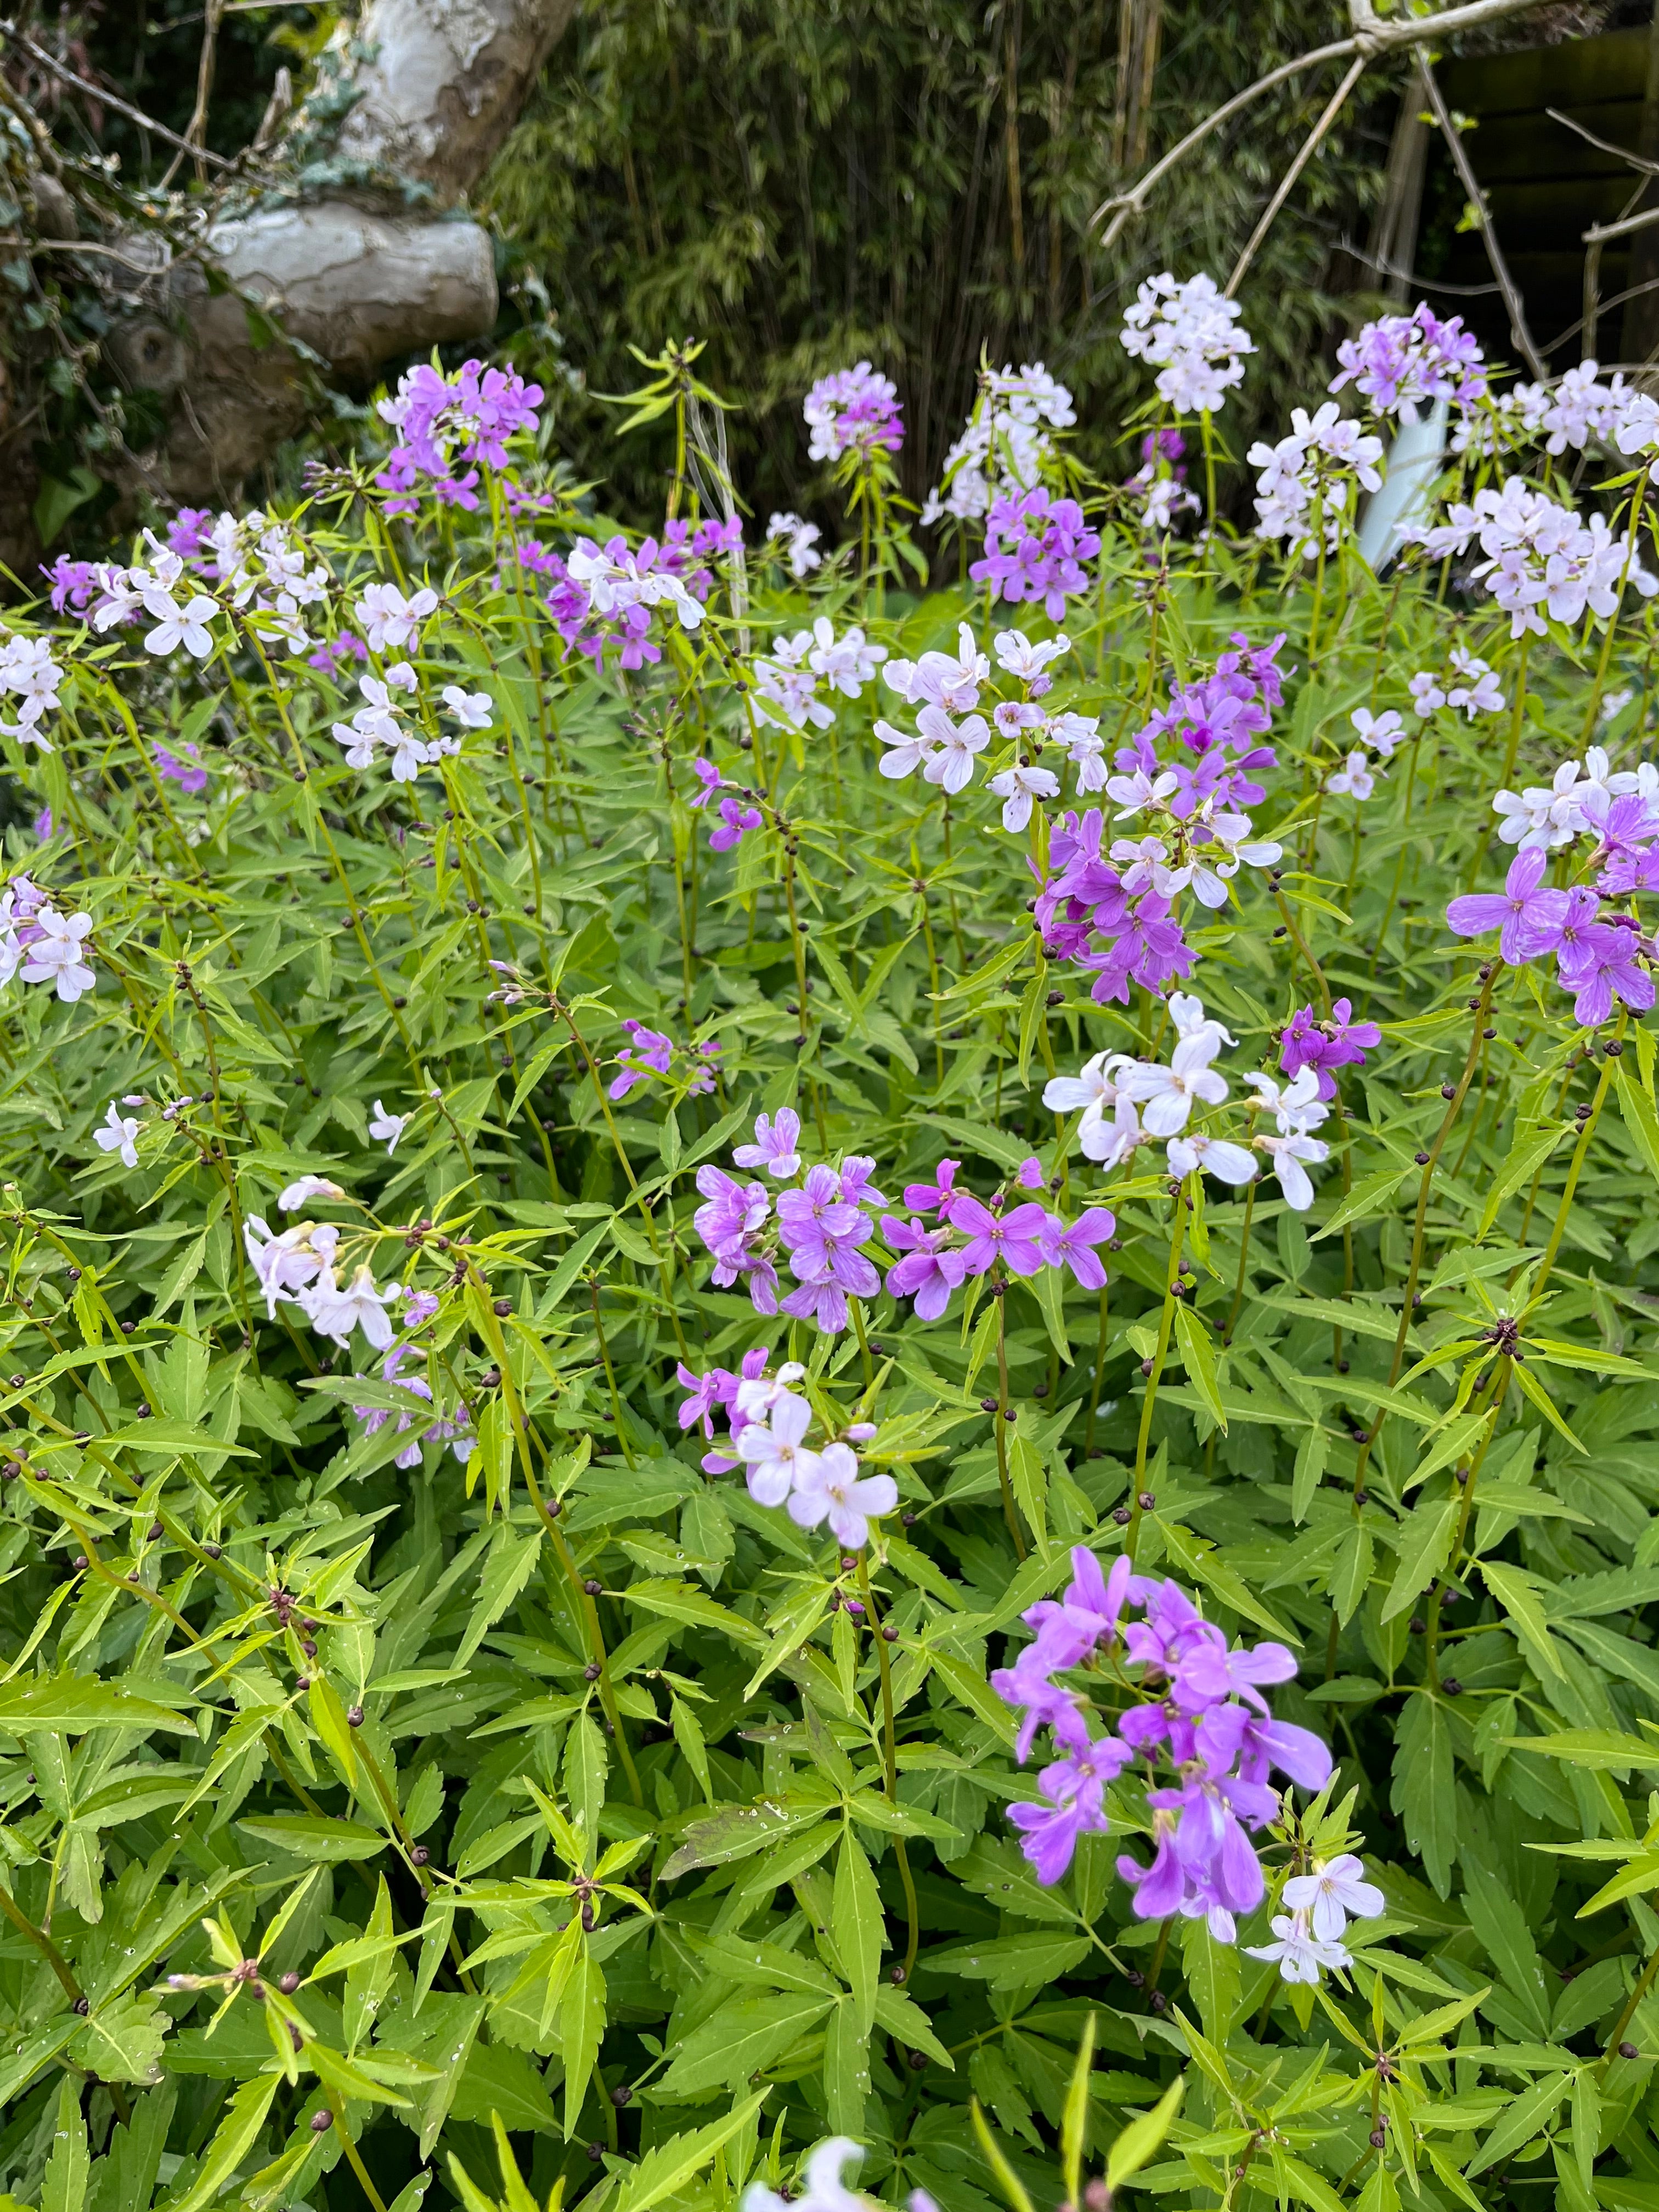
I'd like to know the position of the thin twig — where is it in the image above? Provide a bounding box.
[1227,54,1368,297]
[1548,104,1659,179]
[0,22,238,171]
[1414,52,1549,380]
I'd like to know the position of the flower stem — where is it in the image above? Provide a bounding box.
[1128,1183,1189,1561]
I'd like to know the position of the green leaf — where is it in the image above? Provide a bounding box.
[611,2092,770,2212]
[0,1674,197,1735]
[237,1815,387,1863]
[1481,1559,1566,1679]
[164,2075,280,2212]
[1466,2073,1570,2177]
[1107,2075,1185,2191]
[654,1993,835,2100]
[1380,1497,1457,1623]
[832,1827,884,2035]
[1173,1303,1227,1432]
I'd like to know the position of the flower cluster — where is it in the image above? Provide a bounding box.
[676,1357,895,1548]
[330,665,486,785]
[873,626,1103,817]
[164,507,332,654]
[243,1205,402,1351]
[881,1157,1114,1321]
[546,537,707,672]
[922,363,1076,525]
[375,358,543,514]
[0,629,65,751]
[658,514,743,601]
[1043,996,1331,1209]
[992,1548,1358,1970]
[1245,1854,1387,1984]
[1249,404,1385,558]
[969,489,1100,619]
[751,618,886,733]
[1325,706,1402,803]
[1329,304,1486,421]
[1410,647,1504,720]
[351,1335,475,1470]
[608,1018,720,1100]
[1032,642,1285,1003]
[688,758,764,851]
[1279,997,1380,1102]
[86,542,223,664]
[765,511,824,579]
[804,363,904,463]
[1401,480,1658,637]
[0,874,94,1003]
[692,1113,884,1333]
[1119,272,1255,415]
[1448,840,1655,1028]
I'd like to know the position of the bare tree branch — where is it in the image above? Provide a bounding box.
[1092,0,1556,245]
[1226,54,1369,298]
[0,20,241,172]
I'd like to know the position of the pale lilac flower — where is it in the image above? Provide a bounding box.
[1120,272,1255,415]
[740,2137,866,2212]
[919,705,991,795]
[93,1102,140,1170]
[403,1290,440,1327]
[882,624,987,714]
[442,685,492,729]
[874,719,935,781]
[244,1216,336,1318]
[787,1442,897,1549]
[368,1100,408,1153]
[1350,708,1403,759]
[1281,1854,1385,1942]
[994,699,1045,741]
[1244,1066,1329,1141]
[1256,1132,1329,1212]
[20,909,94,1001]
[804,363,904,462]
[995,630,1071,682]
[302,1263,402,1351]
[278,1175,346,1212]
[922,364,1076,524]
[733,1109,802,1180]
[1081,1091,1147,1170]
[1167,1132,1256,1186]
[989,763,1059,831]
[1446,648,1504,718]
[1329,303,1486,421]
[1409,671,1446,716]
[1326,751,1376,800]
[1043,1050,1137,1153]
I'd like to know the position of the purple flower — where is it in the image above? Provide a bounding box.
[1039,1207,1116,1289]
[1559,917,1656,1026]
[1446,846,1571,964]
[951,1194,1050,1278]
[837,1156,888,1208]
[1330,303,1487,422]
[41,557,98,616]
[1008,1735,1132,1883]
[970,489,1101,622]
[1279,996,1382,1101]
[689,758,724,809]
[609,1019,674,1100]
[1014,1155,1046,1190]
[309,632,369,678]
[882,1217,968,1321]
[376,359,543,515]
[403,1289,439,1328]
[155,743,208,797]
[709,795,764,853]
[733,1109,802,1180]
[902,1159,963,1220]
[32,807,52,842]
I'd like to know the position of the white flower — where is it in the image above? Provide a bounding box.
[1042,1051,1136,1149]
[1167,1132,1256,1186]
[989,764,1059,832]
[1125,1031,1229,1137]
[278,1174,347,1213]
[808,617,885,697]
[735,1391,819,1507]
[1280,1853,1386,1942]
[1446,650,1504,718]
[21,909,95,1001]
[93,1102,140,1170]
[1350,707,1403,759]
[1167,992,1237,1052]
[302,1263,401,1351]
[442,686,492,729]
[357,582,438,654]
[741,2137,867,2212]
[884,623,988,714]
[368,1100,408,1154]
[920,707,990,796]
[1080,1091,1146,1170]
[1244,1910,1351,1985]
[765,512,822,579]
[787,1442,897,1549]
[922,366,1075,523]
[1245,1066,1329,1138]
[142,592,218,661]
[1601,687,1635,725]
[1326,751,1376,801]
[994,629,1071,682]
[1120,273,1255,416]
[1257,1131,1330,1211]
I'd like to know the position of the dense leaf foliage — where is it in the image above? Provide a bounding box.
[3,318,1659,2212]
